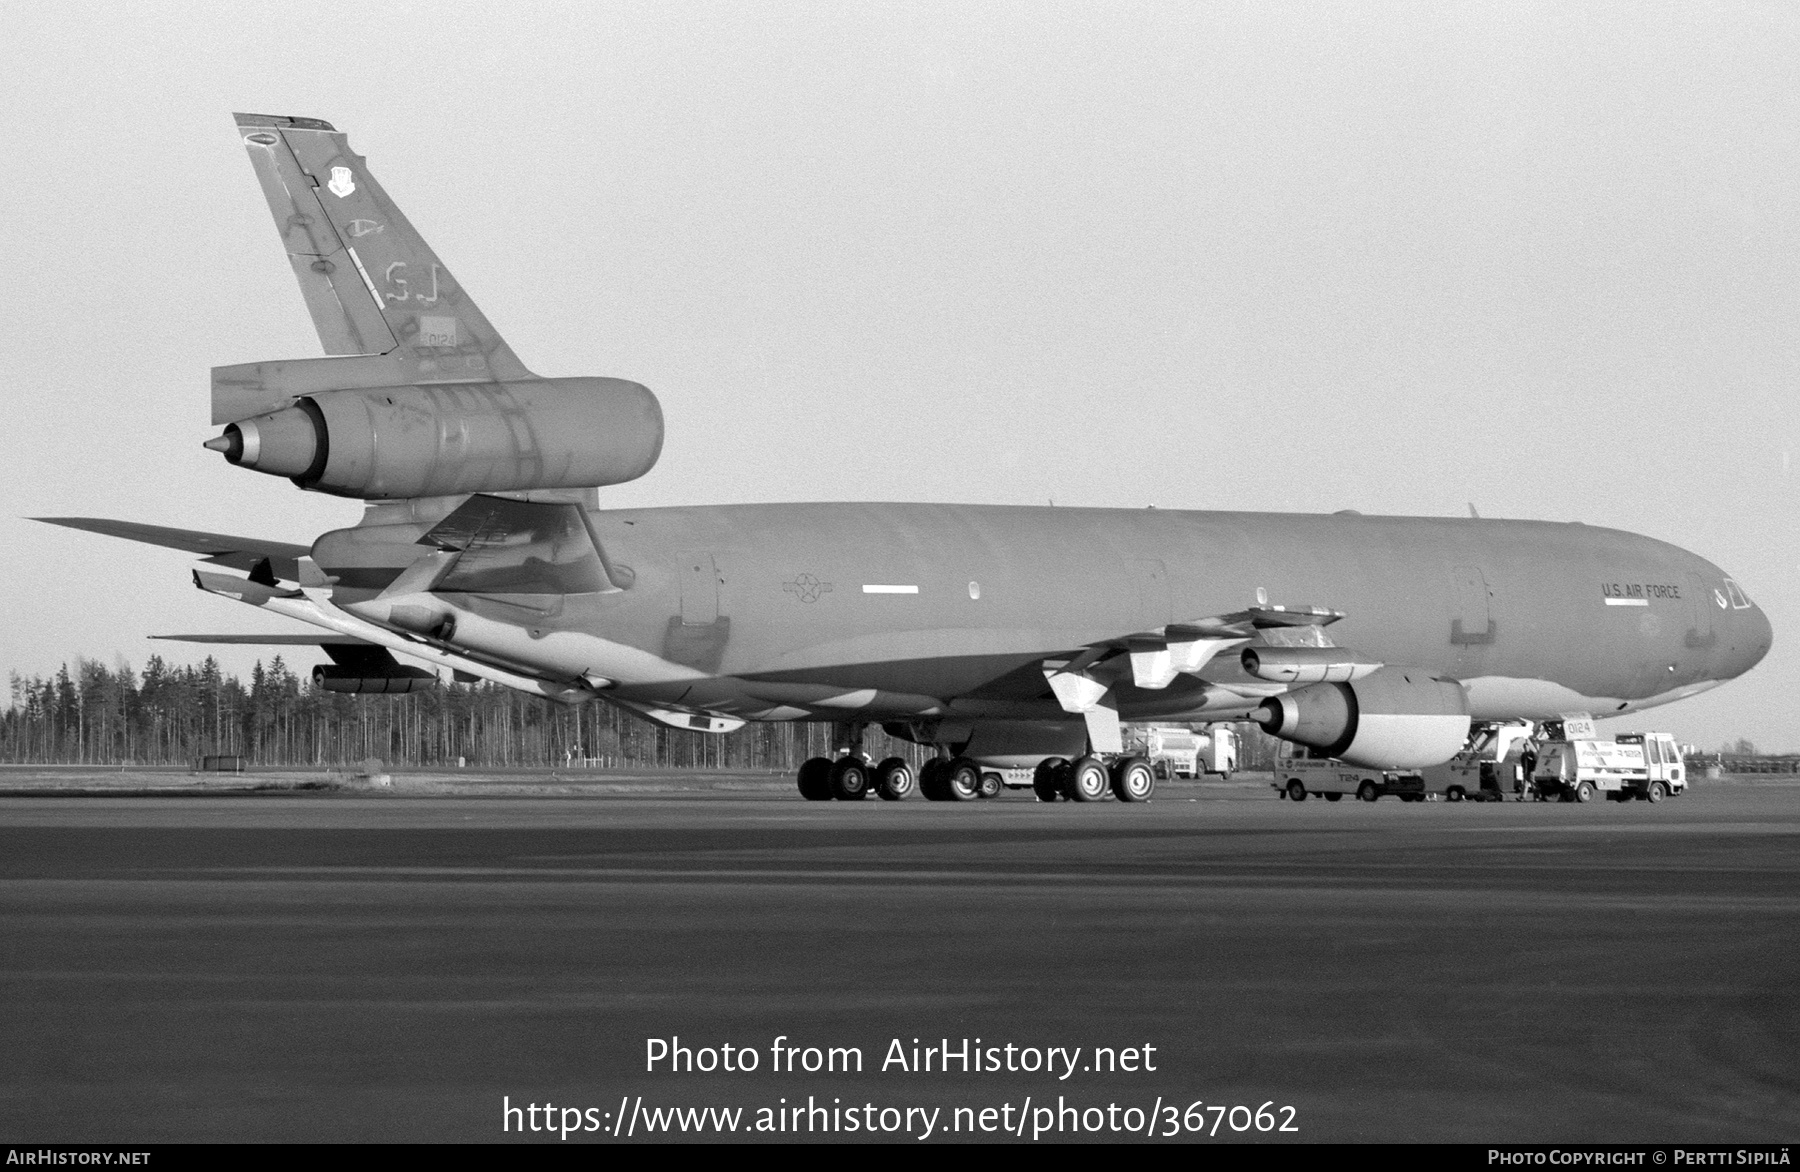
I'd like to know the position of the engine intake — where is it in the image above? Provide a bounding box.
[207,378,663,499]
[1256,666,1470,768]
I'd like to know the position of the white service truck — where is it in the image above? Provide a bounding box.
[1272,744,1425,802]
[1528,732,1687,803]
[1126,725,1239,780]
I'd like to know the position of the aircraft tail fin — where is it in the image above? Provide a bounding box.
[232,113,531,382]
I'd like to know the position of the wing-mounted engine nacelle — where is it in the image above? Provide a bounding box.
[312,664,437,694]
[1241,646,1384,684]
[1255,666,1470,769]
[207,377,663,499]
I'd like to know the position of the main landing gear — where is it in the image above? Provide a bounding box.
[796,754,916,801]
[915,756,1009,801]
[1029,755,1158,803]
[791,723,1159,805]
[795,721,915,801]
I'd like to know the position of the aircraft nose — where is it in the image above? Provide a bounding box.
[1739,603,1774,673]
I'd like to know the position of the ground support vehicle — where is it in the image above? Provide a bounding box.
[1273,747,1426,802]
[1418,723,1535,802]
[1528,732,1687,803]
[1126,726,1240,780]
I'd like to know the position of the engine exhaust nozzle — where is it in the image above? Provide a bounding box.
[204,399,326,482]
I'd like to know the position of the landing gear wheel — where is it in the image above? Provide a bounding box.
[1446,787,1465,803]
[944,757,982,801]
[829,757,870,801]
[1325,792,1342,801]
[1357,781,1380,802]
[1646,780,1668,803]
[977,771,1004,799]
[1286,779,1308,803]
[874,757,914,801]
[1032,758,1067,802]
[919,758,950,801]
[1063,756,1110,802]
[1112,757,1155,802]
[797,756,833,801]
[1574,780,1595,803]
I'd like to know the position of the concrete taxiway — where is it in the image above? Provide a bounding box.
[1,775,1795,1143]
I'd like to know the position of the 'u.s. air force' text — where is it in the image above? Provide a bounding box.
[646,1036,1157,1080]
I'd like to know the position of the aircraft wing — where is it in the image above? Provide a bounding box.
[35,517,311,584]
[1038,602,1361,751]
[1062,603,1348,688]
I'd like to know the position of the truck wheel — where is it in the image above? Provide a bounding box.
[1325,792,1342,801]
[1064,756,1110,802]
[1032,758,1066,802]
[1445,786,1465,803]
[1112,757,1156,802]
[1358,781,1379,802]
[977,771,1003,799]
[797,756,834,801]
[1647,780,1667,803]
[874,757,914,801]
[1574,780,1595,803]
[1286,779,1307,802]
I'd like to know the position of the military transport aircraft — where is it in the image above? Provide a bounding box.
[39,113,1773,803]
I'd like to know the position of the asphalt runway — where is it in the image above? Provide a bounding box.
[2,777,1796,1144]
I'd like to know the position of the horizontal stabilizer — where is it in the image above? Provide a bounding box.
[152,633,409,676]
[35,517,310,583]
[152,634,373,646]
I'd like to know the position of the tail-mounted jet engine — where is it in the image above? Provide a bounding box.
[1255,666,1470,769]
[206,378,663,500]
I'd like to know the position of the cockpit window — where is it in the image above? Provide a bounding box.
[1725,580,1751,609]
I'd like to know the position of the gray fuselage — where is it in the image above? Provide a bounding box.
[465,502,1770,726]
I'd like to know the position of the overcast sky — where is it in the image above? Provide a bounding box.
[1,1,1793,750]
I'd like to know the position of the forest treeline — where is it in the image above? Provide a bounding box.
[1,655,938,770]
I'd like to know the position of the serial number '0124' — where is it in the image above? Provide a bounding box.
[1154,1101,1298,1137]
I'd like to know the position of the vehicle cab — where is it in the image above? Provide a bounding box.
[1614,732,1688,796]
